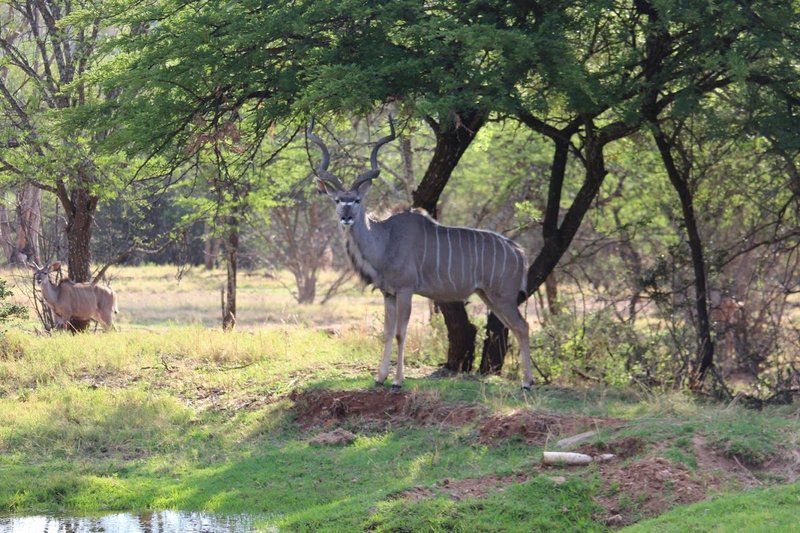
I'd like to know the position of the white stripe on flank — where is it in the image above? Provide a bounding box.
[420,227,427,285]
[490,236,496,285]
[446,228,454,289]
[472,231,478,289]
[499,240,507,280]
[458,230,465,289]
[480,232,485,285]
[435,226,442,285]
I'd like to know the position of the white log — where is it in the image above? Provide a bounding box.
[542,451,617,465]
[542,451,593,465]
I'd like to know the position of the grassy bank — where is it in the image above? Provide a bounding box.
[0,326,798,531]
[0,265,798,531]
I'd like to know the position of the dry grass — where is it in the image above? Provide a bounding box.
[1,264,439,332]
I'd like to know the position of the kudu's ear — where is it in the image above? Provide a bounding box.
[50,261,61,272]
[316,178,339,198]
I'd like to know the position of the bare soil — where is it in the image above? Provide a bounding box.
[576,436,645,460]
[309,428,357,446]
[478,410,619,446]
[595,456,712,527]
[693,434,800,486]
[289,388,484,429]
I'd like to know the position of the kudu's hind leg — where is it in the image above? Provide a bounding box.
[376,294,397,385]
[485,296,534,390]
[392,291,413,389]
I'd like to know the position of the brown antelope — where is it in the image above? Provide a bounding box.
[308,117,533,389]
[30,262,118,331]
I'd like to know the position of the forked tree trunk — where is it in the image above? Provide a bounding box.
[651,126,715,385]
[222,220,238,330]
[480,131,611,374]
[412,110,486,372]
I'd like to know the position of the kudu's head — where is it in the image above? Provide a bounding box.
[307,116,396,226]
[29,261,60,286]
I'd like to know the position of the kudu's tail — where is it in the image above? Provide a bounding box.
[113,291,119,314]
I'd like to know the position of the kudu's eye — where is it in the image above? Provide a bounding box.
[354,199,360,204]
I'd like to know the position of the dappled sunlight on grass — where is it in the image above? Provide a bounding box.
[0,266,797,530]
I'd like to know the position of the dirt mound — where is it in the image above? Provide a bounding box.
[289,388,484,428]
[596,457,710,527]
[693,435,800,487]
[478,410,616,446]
[395,472,531,502]
[576,437,645,460]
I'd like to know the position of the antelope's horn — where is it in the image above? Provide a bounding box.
[307,117,343,189]
[369,114,396,172]
[352,115,396,190]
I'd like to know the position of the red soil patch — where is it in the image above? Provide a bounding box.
[289,388,484,429]
[596,457,712,527]
[478,410,618,446]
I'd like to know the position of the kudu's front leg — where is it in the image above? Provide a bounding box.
[392,291,413,389]
[376,294,397,385]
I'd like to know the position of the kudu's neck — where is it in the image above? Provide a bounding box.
[346,206,386,262]
[41,276,60,303]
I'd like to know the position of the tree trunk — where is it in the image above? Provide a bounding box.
[399,133,415,200]
[0,202,14,264]
[297,272,317,304]
[480,132,610,372]
[15,183,42,264]
[479,312,508,374]
[63,187,97,283]
[222,219,238,330]
[61,186,98,331]
[544,272,559,315]
[651,127,715,385]
[203,221,219,270]
[412,110,486,372]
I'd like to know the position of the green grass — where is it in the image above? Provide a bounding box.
[623,482,800,532]
[0,266,797,531]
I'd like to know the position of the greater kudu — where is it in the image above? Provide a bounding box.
[30,261,118,331]
[308,117,533,389]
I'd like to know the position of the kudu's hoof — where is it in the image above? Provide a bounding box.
[373,380,386,388]
[390,384,403,392]
[521,384,533,392]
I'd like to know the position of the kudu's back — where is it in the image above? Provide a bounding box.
[379,210,527,303]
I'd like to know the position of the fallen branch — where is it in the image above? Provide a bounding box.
[542,451,615,465]
[555,430,598,449]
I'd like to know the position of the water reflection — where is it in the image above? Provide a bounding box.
[0,510,270,532]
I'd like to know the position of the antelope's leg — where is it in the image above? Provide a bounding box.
[97,313,112,332]
[393,291,413,388]
[376,293,397,384]
[486,297,534,389]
